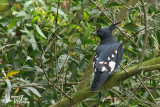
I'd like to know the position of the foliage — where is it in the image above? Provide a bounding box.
[0,0,160,106]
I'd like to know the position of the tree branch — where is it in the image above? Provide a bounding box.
[49,57,160,107]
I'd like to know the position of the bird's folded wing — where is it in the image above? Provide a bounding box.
[94,44,123,74]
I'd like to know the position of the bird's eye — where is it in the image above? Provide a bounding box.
[98,30,103,35]
[98,30,102,33]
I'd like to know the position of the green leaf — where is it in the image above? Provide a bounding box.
[0,17,10,25]
[29,50,41,58]
[156,31,160,45]
[51,7,67,20]
[85,39,94,44]
[107,2,121,8]
[23,1,33,11]
[83,12,88,21]
[38,0,47,10]
[153,79,157,89]
[36,25,47,39]
[142,91,148,99]
[124,23,139,32]
[25,87,41,97]
[58,54,70,70]
[79,54,85,70]
[151,34,159,45]
[32,16,39,24]
[24,27,38,50]
[69,24,76,29]
[76,39,82,47]
[8,17,24,30]
[8,21,17,30]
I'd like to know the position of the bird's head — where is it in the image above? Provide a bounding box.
[93,22,121,40]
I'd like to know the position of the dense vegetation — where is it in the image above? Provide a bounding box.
[0,0,160,106]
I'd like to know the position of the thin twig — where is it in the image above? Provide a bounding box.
[89,0,113,23]
[114,86,152,106]
[114,0,130,9]
[117,27,149,58]
[41,67,73,101]
[40,53,72,101]
[145,0,153,7]
[137,76,158,106]
[111,89,129,106]
[138,0,149,66]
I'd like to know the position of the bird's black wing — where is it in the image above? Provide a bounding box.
[91,44,123,91]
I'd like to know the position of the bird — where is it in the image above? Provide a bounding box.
[91,22,123,92]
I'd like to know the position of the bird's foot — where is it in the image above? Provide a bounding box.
[124,70,128,75]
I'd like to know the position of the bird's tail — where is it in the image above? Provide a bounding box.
[90,71,110,92]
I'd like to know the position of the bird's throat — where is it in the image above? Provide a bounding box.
[100,37,114,44]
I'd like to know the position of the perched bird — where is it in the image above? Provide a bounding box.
[91,22,123,91]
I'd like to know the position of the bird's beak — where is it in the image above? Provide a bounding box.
[93,31,97,35]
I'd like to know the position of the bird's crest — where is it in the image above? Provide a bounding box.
[109,22,121,31]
